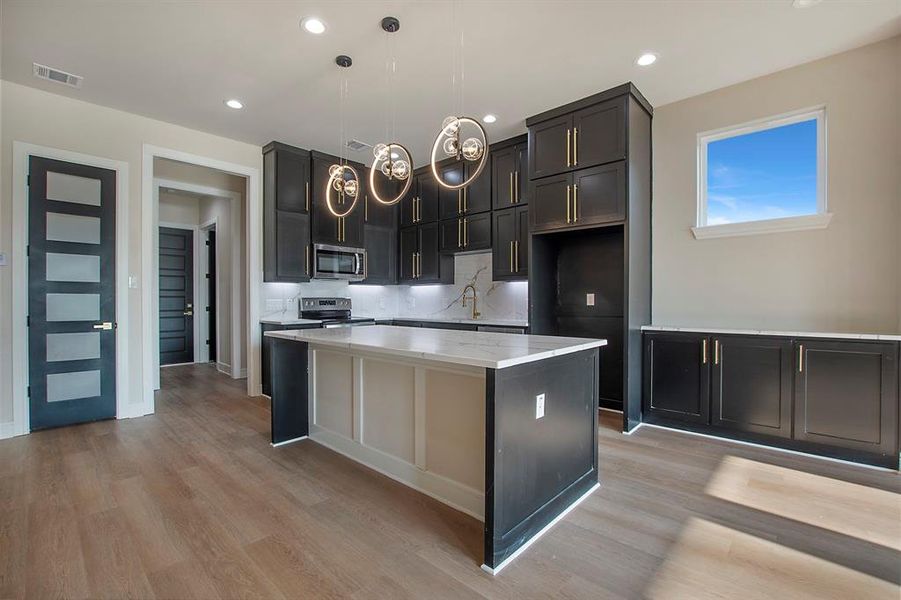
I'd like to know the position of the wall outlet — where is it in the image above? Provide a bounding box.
[535,393,545,419]
[586,293,595,307]
[0,253,7,266]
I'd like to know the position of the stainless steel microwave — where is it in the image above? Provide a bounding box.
[312,244,366,281]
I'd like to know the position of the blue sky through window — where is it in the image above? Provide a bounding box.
[706,119,818,225]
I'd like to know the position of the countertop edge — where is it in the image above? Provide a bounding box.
[641,325,901,342]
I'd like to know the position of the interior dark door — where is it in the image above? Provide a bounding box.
[159,227,194,365]
[644,333,711,424]
[572,162,626,226]
[207,230,217,363]
[711,336,792,438]
[794,340,898,456]
[28,156,117,430]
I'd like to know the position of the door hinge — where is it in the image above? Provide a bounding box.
[205,306,211,312]
[206,339,210,345]
[27,174,31,187]
[27,386,31,398]
[205,273,211,279]
[26,315,30,327]
[205,240,211,246]
[26,245,30,257]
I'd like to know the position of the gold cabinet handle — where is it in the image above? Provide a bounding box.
[714,339,720,365]
[514,240,519,272]
[798,344,804,373]
[573,184,579,223]
[566,128,571,167]
[514,171,519,203]
[458,190,462,214]
[458,218,462,248]
[566,184,571,223]
[509,172,514,203]
[412,253,416,279]
[463,188,467,212]
[463,218,468,246]
[417,252,421,278]
[305,245,310,275]
[702,339,708,364]
[365,193,369,222]
[305,181,310,211]
[510,240,514,272]
[573,127,578,165]
[363,252,367,279]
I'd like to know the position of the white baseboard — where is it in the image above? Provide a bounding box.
[216,362,231,375]
[234,367,247,380]
[481,482,601,576]
[0,421,20,440]
[271,435,308,447]
[309,426,484,520]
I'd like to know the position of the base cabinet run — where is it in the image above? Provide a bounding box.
[643,332,900,469]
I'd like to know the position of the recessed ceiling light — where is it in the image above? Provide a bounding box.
[792,0,822,7]
[225,99,244,109]
[482,114,497,124]
[636,53,658,67]
[301,17,327,34]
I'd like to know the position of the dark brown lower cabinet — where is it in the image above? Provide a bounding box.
[794,340,898,457]
[712,336,792,438]
[643,332,710,424]
[642,331,900,468]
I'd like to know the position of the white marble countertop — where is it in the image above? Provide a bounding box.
[265,325,605,369]
[641,325,901,342]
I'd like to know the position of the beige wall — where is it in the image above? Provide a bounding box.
[653,36,900,334]
[158,190,200,226]
[0,80,261,425]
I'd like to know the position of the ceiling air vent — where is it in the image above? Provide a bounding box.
[345,139,371,152]
[33,63,83,88]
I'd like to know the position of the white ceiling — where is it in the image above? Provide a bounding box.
[2,1,899,166]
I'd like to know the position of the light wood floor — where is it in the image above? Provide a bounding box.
[1,364,898,599]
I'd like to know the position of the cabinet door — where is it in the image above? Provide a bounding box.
[572,98,626,169]
[276,149,310,213]
[311,157,339,245]
[417,222,441,281]
[438,162,464,220]
[492,207,516,279]
[399,176,418,227]
[364,172,398,229]
[644,333,711,424]
[491,146,516,210]
[528,114,572,179]
[572,162,626,226]
[464,158,491,214]
[439,218,463,254]
[514,205,529,277]
[530,173,571,232]
[712,336,792,438]
[359,225,396,285]
[399,226,418,282]
[794,340,898,456]
[462,212,491,252]
[274,212,311,281]
[514,143,529,205]
[342,204,365,248]
[418,172,440,224]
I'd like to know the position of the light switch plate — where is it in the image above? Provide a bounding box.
[586,293,595,306]
[535,393,545,419]
[128,275,139,289]
[0,253,7,266]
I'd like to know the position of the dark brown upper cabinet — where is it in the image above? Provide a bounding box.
[528,97,626,180]
[401,170,439,227]
[400,223,453,285]
[529,162,625,232]
[439,212,491,254]
[311,152,364,248]
[263,142,312,283]
[356,225,396,285]
[794,340,898,457]
[439,158,491,219]
[491,141,529,210]
[492,205,528,281]
[364,168,399,229]
[711,336,793,439]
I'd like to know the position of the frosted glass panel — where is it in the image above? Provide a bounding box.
[46,213,100,244]
[46,293,100,322]
[46,252,100,282]
[46,171,101,206]
[47,370,101,402]
[46,332,100,362]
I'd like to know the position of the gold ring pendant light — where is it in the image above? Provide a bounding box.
[369,17,413,206]
[325,55,360,219]
[429,1,488,190]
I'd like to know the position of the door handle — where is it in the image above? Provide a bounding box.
[573,184,578,223]
[305,181,310,211]
[183,311,193,317]
[305,246,310,275]
[798,344,804,373]
[702,339,708,364]
[463,218,468,247]
[458,190,462,214]
[515,240,519,272]
[463,188,467,212]
[573,126,578,166]
[458,218,462,248]
[714,339,720,365]
[93,322,113,330]
[566,128,571,167]
[566,185,571,223]
[514,171,519,203]
[510,241,514,272]
[509,172,514,204]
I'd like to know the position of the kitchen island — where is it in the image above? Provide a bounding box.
[265,325,606,574]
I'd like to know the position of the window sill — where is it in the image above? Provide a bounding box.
[691,213,833,240]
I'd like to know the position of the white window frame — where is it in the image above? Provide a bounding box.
[693,106,830,240]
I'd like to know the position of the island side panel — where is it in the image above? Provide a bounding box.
[484,348,600,571]
[269,337,310,444]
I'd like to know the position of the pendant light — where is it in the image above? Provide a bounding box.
[325,55,360,218]
[369,16,413,206]
[429,1,488,190]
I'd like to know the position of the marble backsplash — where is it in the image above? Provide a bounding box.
[261,252,528,323]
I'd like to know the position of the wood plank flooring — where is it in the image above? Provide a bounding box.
[1,363,898,599]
